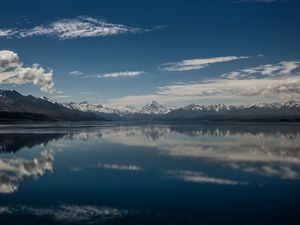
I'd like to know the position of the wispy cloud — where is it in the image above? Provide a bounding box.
[97,71,145,78]
[160,56,248,72]
[0,16,144,39]
[106,76,300,106]
[0,50,55,93]
[221,61,300,79]
[0,29,15,37]
[49,95,71,100]
[69,70,83,76]
[106,60,300,106]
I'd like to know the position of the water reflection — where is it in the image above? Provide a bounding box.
[1,124,300,186]
[98,125,300,182]
[165,170,248,185]
[98,125,300,164]
[96,163,143,171]
[1,123,300,224]
[0,149,54,193]
[0,204,130,224]
[0,133,64,153]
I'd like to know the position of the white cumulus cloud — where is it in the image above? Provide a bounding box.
[0,50,55,93]
[0,150,54,194]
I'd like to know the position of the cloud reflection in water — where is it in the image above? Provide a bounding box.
[0,150,54,193]
[1,123,300,195]
[0,204,129,224]
[165,170,248,185]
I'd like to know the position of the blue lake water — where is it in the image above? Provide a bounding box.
[0,122,300,225]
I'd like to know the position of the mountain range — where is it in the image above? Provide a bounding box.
[64,99,300,122]
[0,89,103,121]
[1,89,300,122]
[63,100,175,120]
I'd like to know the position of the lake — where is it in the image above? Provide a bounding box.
[0,122,300,225]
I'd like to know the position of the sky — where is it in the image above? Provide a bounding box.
[0,0,300,107]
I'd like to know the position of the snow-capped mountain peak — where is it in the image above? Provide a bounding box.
[63,100,174,116]
[206,104,229,112]
[117,105,139,114]
[247,101,300,109]
[139,101,173,115]
[282,100,300,109]
[249,102,273,108]
[182,104,205,111]
[63,101,118,114]
[62,99,300,121]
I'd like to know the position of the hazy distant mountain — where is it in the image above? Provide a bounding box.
[64,100,173,115]
[62,101,123,120]
[64,100,300,122]
[63,100,174,120]
[166,101,300,121]
[63,101,120,114]
[0,89,104,121]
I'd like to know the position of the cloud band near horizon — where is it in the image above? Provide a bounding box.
[106,60,300,107]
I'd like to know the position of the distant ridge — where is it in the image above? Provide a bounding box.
[0,89,105,122]
[64,98,300,122]
[165,101,300,122]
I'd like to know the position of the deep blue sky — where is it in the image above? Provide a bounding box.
[0,0,300,106]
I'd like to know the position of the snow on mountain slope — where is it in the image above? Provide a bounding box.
[139,101,174,115]
[63,100,174,116]
[63,100,300,118]
[63,101,120,115]
[174,101,300,113]
[282,100,300,109]
[117,105,139,114]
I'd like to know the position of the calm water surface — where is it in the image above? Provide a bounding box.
[0,122,300,225]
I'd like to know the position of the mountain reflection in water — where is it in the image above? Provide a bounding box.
[0,123,300,225]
